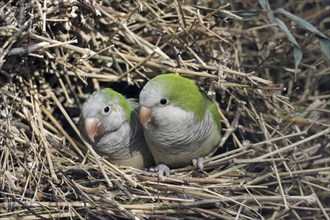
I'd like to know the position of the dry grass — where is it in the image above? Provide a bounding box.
[0,0,329,219]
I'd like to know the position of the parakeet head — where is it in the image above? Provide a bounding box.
[139,74,206,128]
[81,88,132,143]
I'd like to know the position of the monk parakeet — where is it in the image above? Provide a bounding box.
[80,88,154,169]
[139,74,221,175]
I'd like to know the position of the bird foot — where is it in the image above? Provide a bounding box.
[192,157,204,171]
[149,164,171,176]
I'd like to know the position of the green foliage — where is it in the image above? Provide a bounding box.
[276,8,330,59]
[259,0,302,74]
[258,0,330,75]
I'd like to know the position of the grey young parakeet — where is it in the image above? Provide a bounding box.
[80,88,154,169]
[139,74,221,175]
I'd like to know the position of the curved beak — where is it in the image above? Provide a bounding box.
[83,117,106,142]
[139,106,152,128]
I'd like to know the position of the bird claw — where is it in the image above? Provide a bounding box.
[192,157,204,171]
[149,164,171,176]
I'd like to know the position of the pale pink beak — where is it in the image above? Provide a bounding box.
[83,117,106,142]
[139,106,152,127]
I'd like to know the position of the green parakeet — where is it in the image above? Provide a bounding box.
[139,74,221,175]
[80,88,154,169]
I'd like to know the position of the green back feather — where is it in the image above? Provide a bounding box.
[207,99,222,132]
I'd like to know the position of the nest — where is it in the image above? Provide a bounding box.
[1,0,329,219]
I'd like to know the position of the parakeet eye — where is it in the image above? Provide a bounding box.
[159,98,168,106]
[103,106,111,114]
